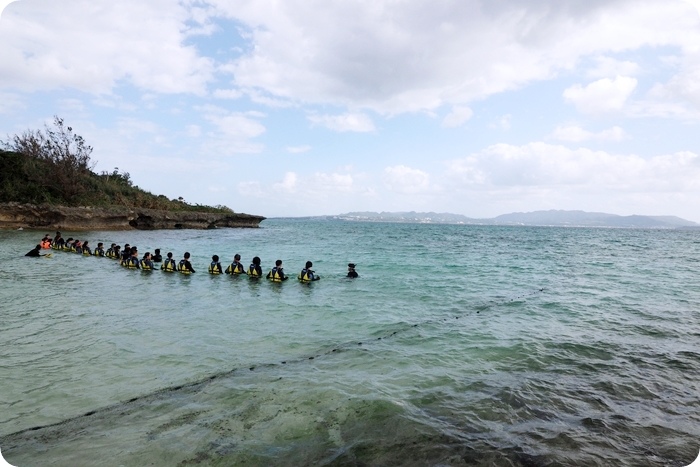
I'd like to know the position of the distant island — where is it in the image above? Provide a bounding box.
[0,117,264,230]
[293,210,699,229]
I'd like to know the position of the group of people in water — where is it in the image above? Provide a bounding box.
[27,232,360,282]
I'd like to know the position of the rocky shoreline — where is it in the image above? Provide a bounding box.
[0,202,265,231]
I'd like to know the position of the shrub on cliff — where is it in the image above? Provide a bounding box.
[1,118,233,213]
[2,117,94,203]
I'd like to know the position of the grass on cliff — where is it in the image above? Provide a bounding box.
[0,118,233,214]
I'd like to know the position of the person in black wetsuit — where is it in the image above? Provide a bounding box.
[208,255,223,274]
[161,252,177,271]
[93,242,105,257]
[347,263,359,278]
[151,248,163,263]
[52,232,65,250]
[247,256,263,278]
[178,252,196,274]
[266,259,288,282]
[120,244,131,264]
[225,254,245,274]
[298,261,320,282]
[140,252,155,270]
[25,245,45,257]
[81,240,92,256]
[152,249,163,262]
[105,243,116,258]
[124,247,140,269]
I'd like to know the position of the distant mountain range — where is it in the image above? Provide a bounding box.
[308,210,699,229]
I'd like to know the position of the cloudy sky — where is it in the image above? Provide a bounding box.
[1,0,699,221]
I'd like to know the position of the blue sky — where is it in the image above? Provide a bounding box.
[1,0,700,221]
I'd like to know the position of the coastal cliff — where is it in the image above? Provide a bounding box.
[0,202,265,231]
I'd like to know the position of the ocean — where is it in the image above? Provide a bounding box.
[0,219,698,466]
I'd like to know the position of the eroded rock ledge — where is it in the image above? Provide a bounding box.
[0,202,265,231]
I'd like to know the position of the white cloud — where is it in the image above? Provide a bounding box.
[383,165,431,194]
[0,0,19,17]
[286,145,311,153]
[186,125,202,138]
[563,76,638,114]
[91,96,138,112]
[446,143,700,194]
[237,180,264,197]
[434,142,700,219]
[57,98,87,115]
[683,0,700,17]
[251,169,362,211]
[236,168,373,216]
[633,50,700,119]
[442,106,473,128]
[0,91,24,114]
[196,105,266,155]
[209,0,700,114]
[112,118,167,142]
[0,0,214,94]
[3,0,700,120]
[274,171,298,193]
[586,56,641,80]
[308,172,355,193]
[490,114,512,131]
[550,125,628,143]
[212,89,243,100]
[272,170,358,195]
[307,112,375,132]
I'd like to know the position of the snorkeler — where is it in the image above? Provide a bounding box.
[152,249,163,262]
[247,256,263,278]
[208,255,223,274]
[40,234,52,249]
[25,245,46,257]
[93,242,105,257]
[125,247,140,269]
[52,234,65,250]
[81,241,92,256]
[178,252,196,274]
[120,244,131,262]
[298,261,320,282]
[266,259,288,282]
[161,252,177,272]
[105,243,116,258]
[140,252,154,270]
[225,254,245,274]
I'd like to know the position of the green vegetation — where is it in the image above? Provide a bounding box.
[1,117,233,213]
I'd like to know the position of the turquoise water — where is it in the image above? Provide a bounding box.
[1,220,699,466]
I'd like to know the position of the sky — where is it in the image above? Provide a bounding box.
[1,0,699,221]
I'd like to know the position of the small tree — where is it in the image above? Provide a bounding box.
[1,116,95,202]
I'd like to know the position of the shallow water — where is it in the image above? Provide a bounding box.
[1,221,699,466]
